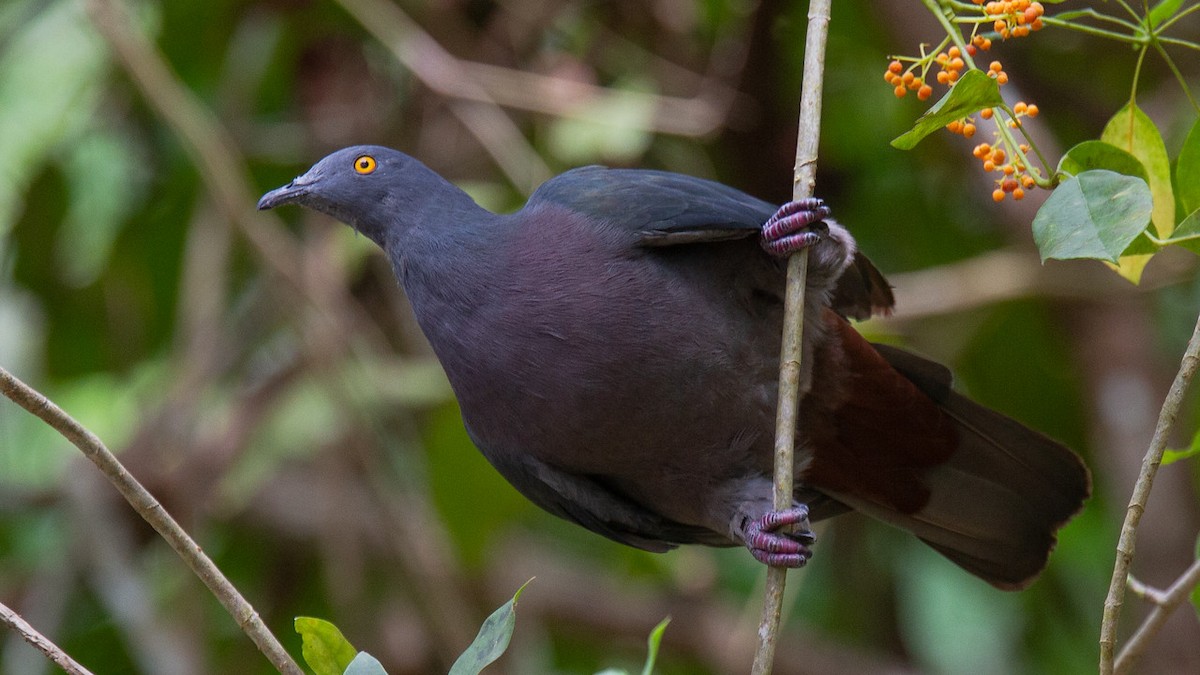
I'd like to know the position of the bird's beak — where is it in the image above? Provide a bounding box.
[257,168,321,210]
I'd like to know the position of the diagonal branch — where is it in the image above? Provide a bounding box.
[1099,311,1200,674]
[0,367,303,675]
[0,601,94,675]
[1115,557,1200,674]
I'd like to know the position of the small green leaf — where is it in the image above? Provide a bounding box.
[1032,170,1153,263]
[1161,209,1200,256]
[1163,426,1200,465]
[891,70,1004,150]
[1101,103,1175,238]
[448,579,533,675]
[295,617,359,675]
[1192,533,1200,621]
[1058,140,1149,183]
[1176,117,1200,215]
[640,617,671,675]
[344,652,388,675]
[1148,0,1185,27]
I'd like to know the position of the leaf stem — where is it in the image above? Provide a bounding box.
[1040,15,1143,44]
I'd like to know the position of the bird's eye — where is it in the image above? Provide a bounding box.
[353,155,377,175]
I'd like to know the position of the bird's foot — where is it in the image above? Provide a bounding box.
[761,198,831,258]
[741,505,815,568]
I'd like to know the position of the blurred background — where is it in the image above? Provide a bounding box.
[1,0,1199,673]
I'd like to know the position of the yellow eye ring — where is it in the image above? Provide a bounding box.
[353,155,377,175]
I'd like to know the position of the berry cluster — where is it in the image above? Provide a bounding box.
[976,1,1046,39]
[883,1,1052,203]
[884,60,933,100]
[971,101,1041,201]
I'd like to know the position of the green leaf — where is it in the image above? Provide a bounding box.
[1101,103,1175,238]
[891,70,1004,150]
[1058,140,1149,183]
[1032,170,1153,263]
[1176,117,1200,215]
[1161,208,1200,256]
[295,617,359,675]
[344,652,388,675]
[1192,533,1200,622]
[448,579,533,675]
[640,617,671,675]
[1148,0,1185,27]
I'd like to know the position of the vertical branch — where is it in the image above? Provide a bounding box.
[750,1,832,673]
[1099,310,1200,674]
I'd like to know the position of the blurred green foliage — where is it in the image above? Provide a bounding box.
[1,1,1198,674]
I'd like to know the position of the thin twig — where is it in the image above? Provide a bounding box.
[0,601,94,675]
[0,368,303,675]
[750,1,831,673]
[1115,557,1200,674]
[1124,575,1166,605]
[1099,312,1200,674]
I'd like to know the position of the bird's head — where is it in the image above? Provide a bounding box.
[258,145,418,245]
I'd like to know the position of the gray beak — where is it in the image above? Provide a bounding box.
[257,168,322,210]
[257,181,308,210]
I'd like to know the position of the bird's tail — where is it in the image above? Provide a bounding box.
[856,345,1090,589]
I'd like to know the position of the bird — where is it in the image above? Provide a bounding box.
[259,145,1090,590]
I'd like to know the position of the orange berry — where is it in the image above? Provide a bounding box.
[1026,104,1039,117]
[1003,164,1016,175]
[949,46,961,58]
[947,70,960,83]
[894,85,907,98]
[885,71,897,84]
[917,84,933,100]
[973,143,990,157]
[1013,188,1025,200]
[981,108,994,119]
[937,71,950,84]
[1031,17,1044,30]
[983,160,997,172]
[950,57,965,70]
[1019,144,1030,152]
[997,72,1009,85]
[992,149,1006,163]
[889,60,903,73]
[1022,175,1036,188]
[1030,1,1044,15]
[993,189,1006,202]
[947,120,963,133]
[963,123,977,138]
[995,19,1007,32]
[989,61,1003,72]
[981,38,993,50]
[902,71,915,85]
[1014,101,1027,114]
[935,52,948,65]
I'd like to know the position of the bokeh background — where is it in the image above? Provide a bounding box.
[2,0,1199,673]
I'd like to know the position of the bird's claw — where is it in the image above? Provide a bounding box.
[761,198,831,258]
[743,505,815,568]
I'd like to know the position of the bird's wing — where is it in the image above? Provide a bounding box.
[529,166,894,318]
[471,428,719,551]
[529,165,774,244]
